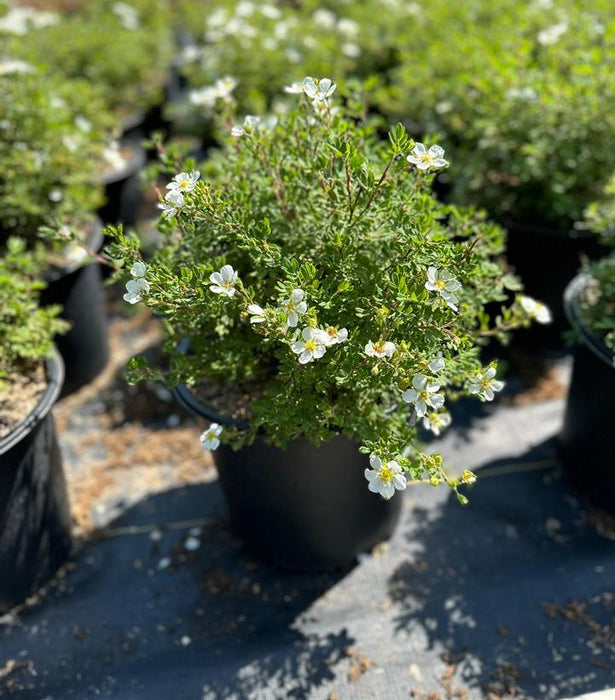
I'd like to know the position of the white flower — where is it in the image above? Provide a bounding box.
[364,455,407,499]
[209,265,239,298]
[0,59,33,75]
[179,45,202,64]
[231,115,261,137]
[235,1,256,17]
[428,354,445,373]
[337,18,359,35]
[425,266,462,311]
[365,340,396,358]
[214,76,238,101]
[423,411,452,436]
[407,143,448,171]
[75,116,91,132]
[324,326,348,345]
[537,22,568,46]
[342,43,361,58]
[505,87,537,101]
[519,295,552,325]
[200,423,223,451]
[0,7,58,34]
[302,77,336,102]
[130,261,147,278]
[284,81,305,94]
[312,8,336,28]
[123,278,150,304]
[248,304,266,324]
[166,171,200,195]
[402,374,445,418]
[159,190,185,219]
[189,86,218,108]
[260,4,281,20]
[112,2,139,30]
[291,327,329,364]
[278,288,307,328]
[468,367,505,402]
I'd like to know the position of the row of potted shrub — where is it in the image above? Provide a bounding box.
[2,0,615,605]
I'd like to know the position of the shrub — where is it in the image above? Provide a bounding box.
[381,0,615,229]
[109,78,540,500]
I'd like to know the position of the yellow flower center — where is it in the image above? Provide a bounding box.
[374,341,385,354]
[481,379,492,389]
[179,179,190,188]
[305,340,316,351]
[378,465,394,483]
[327,326,337,338]
[436,279,446,290]
[420,390,430,401]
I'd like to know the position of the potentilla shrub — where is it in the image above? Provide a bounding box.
[175,0,411,116]
[0,67,112,245]
[3,0,173,116]
[381,0,615,229]
[0,237,68,387]
[109,78,542,501]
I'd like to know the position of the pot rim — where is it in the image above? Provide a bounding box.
[505,218,597,240]
[44,218,104,283]
[564,273,614,369]
[173,338,250,428]
[0,348,65,455]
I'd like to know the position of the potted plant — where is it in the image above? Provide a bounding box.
[4,0,174,136]
[108,78,537,571]
[380,0,613,330]
[560,201,615,514]
[0,237,72,612]
[0,66,113,394]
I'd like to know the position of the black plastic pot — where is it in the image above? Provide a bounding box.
[98,141,147,228]
[505,221,605,344]
[0,350,72,612]
[559,275,615,513]
[175,384,403,572]
[41,224,109,397]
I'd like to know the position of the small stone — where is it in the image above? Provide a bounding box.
[188,527,202,537]
[157,557,171,570]
[180,635,191,646]
[149,529,162,542]
[184,537,200,551]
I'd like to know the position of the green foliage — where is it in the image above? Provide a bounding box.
[174,0,405,115]
[3,0,173,115]
[380,0,615,228]
[0,68,112,244]
[575,254,615,357]
[108,80,536,490]
[0,237,68,383]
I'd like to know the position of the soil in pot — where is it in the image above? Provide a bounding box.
[505,221,606,347]
[41,222,110,396]
[0,351,72,612]
[559,275,615,514]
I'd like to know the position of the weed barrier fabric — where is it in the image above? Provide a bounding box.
[1,401,615,699]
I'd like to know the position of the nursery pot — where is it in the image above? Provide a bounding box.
[559,274,615,513]
[41,223,109,397]
[0,350,72,612]
[505,221,604,343]
[175,384,403,572]
[98,140,147,228]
